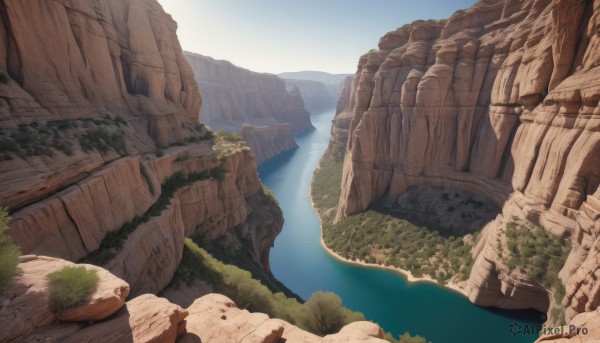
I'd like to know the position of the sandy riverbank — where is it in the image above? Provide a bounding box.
[319,236,469,297]
[309,165,469,298]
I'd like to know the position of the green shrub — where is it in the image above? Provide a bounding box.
[155,149,164,157]
[114,115,127,126]
[171,239,372,335]
[86,167,228,264]
[171,239,306,324]
[303,291,345,335]
[48,119,76,130]
[210,166,228,180]
[0,72,8,84]
[175,151,191,162]
[79,128,126,155]
[228,132,242,142]
[0,209,20,295]
[52,140,73,156]
[554,279,566,303]
[47,266,99,312]
[215,129,242,142]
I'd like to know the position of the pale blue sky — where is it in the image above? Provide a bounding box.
[157,0,478,74]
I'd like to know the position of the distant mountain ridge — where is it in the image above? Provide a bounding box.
[279,71,353,109]
[278,71,353,85]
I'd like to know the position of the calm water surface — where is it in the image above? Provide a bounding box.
[259,109,543,343]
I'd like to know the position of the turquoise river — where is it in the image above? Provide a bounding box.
[258,109,544,343]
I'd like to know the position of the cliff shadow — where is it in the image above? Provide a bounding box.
[374,186,501,238]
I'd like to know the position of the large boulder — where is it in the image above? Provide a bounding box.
[0,255,129,342]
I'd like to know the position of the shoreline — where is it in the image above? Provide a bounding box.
[319,236,469,297]
[308,164,469,299]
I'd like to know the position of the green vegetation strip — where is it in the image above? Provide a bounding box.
[311,158,343,224]
[502,220,571,287]
[85,167,227,265]
[172,239,427,342]
[324,210,475,283]
[312,158,476,283]
[500,219,571,325]
[0,116,128,159]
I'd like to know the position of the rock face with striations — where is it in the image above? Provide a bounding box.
[1,0,283,304]
[283,79,337,112]
[0,0,200,134]
[325,76,354,160]
[184,52,313,164]
[0,0,202,213]
[332,0,600,323]
[184,52,313,135]
[241,123,298,165]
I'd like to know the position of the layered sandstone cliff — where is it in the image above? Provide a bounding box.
[241,123,298,165]
[332,0,600,323]
[184,52,313,135]
[0,0,284,303]
[325,76,354,160]
[283,79,337,112]
[0,0,201,212]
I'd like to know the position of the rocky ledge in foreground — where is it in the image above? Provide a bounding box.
[1,256,388,343]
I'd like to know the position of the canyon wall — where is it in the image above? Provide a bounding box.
[278,71,353,100]
[283,79,337,112]
[333,0,600,323]
[184,52,313,134]
[0,0,200,134]
[241,123,298,165]
[0,0,283,299]
[325,76,354,160]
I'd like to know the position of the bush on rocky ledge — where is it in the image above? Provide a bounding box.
[47,266,99,312]
[172,239,365,334]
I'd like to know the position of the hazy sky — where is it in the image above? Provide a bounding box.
[157,0,478,74]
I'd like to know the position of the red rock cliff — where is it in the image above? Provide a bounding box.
[333,0,600,323]
[184,51,314,135]
[0,0,283,299]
